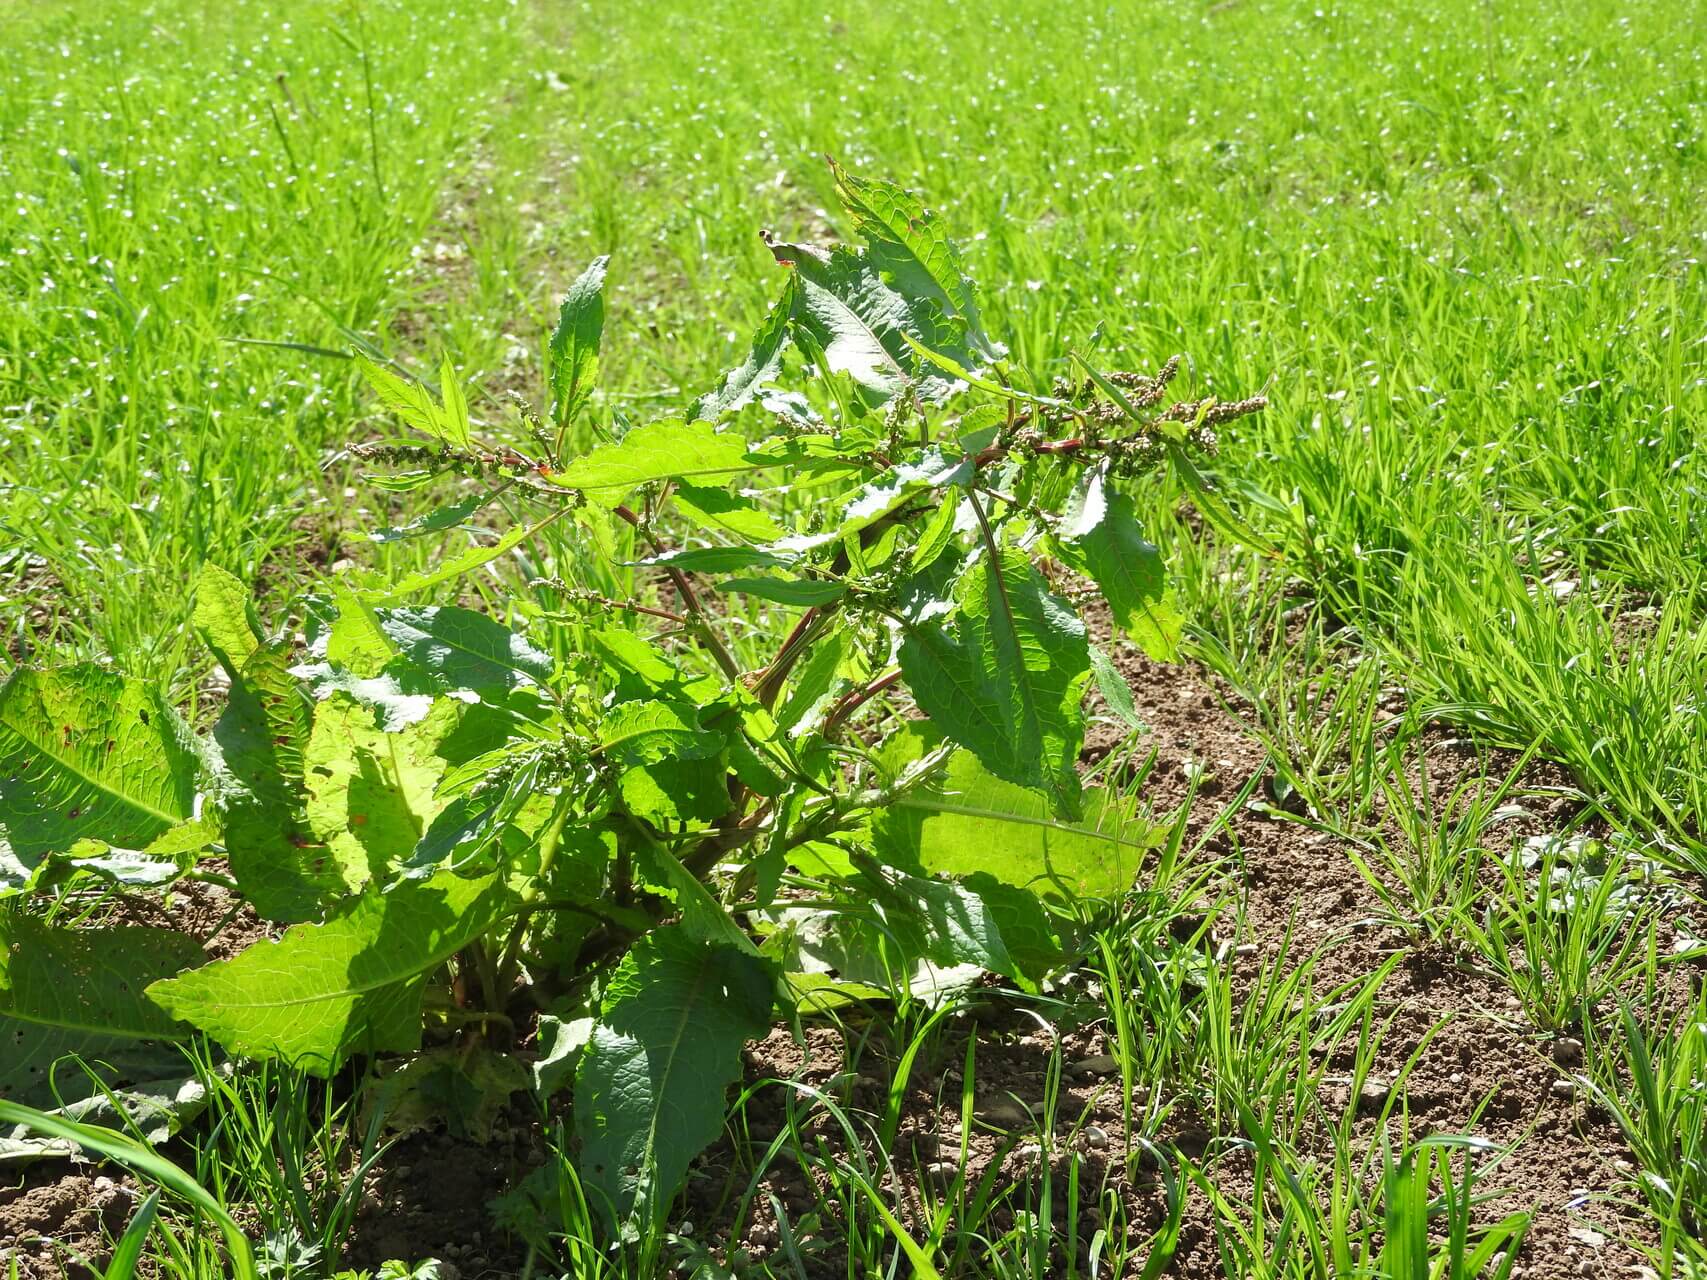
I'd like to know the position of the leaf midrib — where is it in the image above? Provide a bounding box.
[0,696,184,830]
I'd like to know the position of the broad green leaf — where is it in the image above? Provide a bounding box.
[1057,468,1182,662]
[691,275,797,422]
[574,925,773,1231]
[0,915,203,1040]
[767,239,973,403]
[597,701,723,770]
[356,356,457,448]
[375,606,553,692]
[193,563,259,676]
[550,419,752,507]
[0,666,200,892]
[549,256,609,427]
[211,640,341,922]
[898,549,1090,814]
[148,871,512,1074]
[829,161,999,359]
[672,481,785,543]
[304,695,461,888]
[599,701,729,824]
[712,577,846,608]
[872,750,1160,901]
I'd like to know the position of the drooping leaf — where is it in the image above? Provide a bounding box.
[213,640,340,923]
[1089,644,1146,732]
[0,1022,208,1161]
[872,750,1160,901]
[574,925,773,1231]
[0,915,203,1041]
[378,1045,529,1141]
[0,666,200,893]
[897,548,1090,814]
[148,871,512,1074]
[550,419,753,507]
[692,275,797,422]
[549,256,609,428]
[767,447,972,558]
[774,630,850,739]
[1057,468,1182,662]
[856,860,1059,992]
[0,916,210,1159]
[326,582,395,677]
[828,161,1000,359]
[767,238,973,403]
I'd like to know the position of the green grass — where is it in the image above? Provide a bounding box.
[4,0,1707,1275]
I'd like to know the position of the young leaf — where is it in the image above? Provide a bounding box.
[147,871,513,1074]
[356,356,455,447]
[1057,467,1183,662]
[193,562,261,676]
[549,418,752,507]
[0,666,200,892]
[897,548,1090,814]
[766,238,972,403]
[549,256,610,428]
[574,924,773,1231]
[691,274,797,422]
[828,160,1000,359]
[438,352,473,449]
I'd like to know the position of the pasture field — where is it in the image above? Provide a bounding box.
[2,0,1705,1277]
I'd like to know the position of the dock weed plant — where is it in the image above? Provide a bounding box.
[0,166,1266,1243]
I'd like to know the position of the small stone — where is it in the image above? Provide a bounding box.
[1554,1037,1585,1066]
[1568,1226,1606,1249]
[1359,1077,1391,1108]
[1083,1124,1110,1151]
[92,1176,116,1194]
[1552,1078,1577,1100]
[1071,1054,1119,1078]
[1577,1263,1594,1277]
[1234,943,1259,958]
[923,1161,959,1186]
[978,1098,1032,1128]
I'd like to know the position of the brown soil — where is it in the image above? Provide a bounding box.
[6,620,1695,1279]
